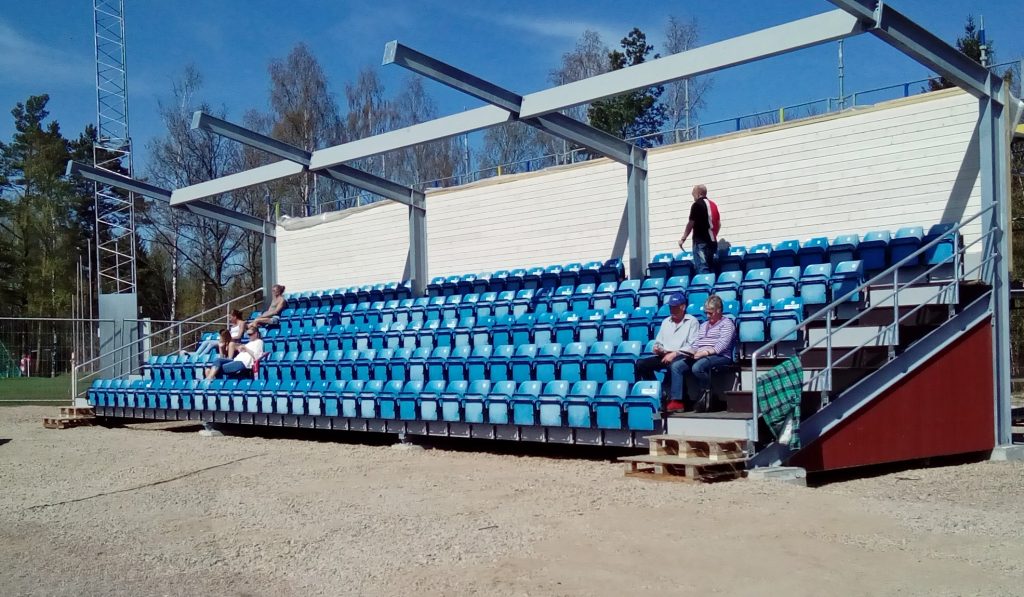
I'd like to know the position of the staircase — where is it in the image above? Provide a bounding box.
[666,208,1001,472]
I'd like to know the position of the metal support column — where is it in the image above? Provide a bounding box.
[626,146,650,279]
[262,221,277,307]
[408,191,428,297]
[978,82,1013,446]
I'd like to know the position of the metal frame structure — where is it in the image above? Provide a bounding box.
[92,0,137,295]
[68,1,1019,450]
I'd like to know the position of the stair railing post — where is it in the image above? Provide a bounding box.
[824,309,832,409]
[890,268,899,360]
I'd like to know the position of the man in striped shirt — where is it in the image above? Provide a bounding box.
[668,295,737,411]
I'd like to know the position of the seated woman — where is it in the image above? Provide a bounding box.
[206,326,264,380]
[226,309,245,358]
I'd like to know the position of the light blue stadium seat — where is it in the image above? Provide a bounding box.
[376,379,405,419]
[461,379,492,423]
[438,380,469,422]
[309,350,329,382]
[441,294,462,322]
[512,289,536,317]
[923,223,957,266]
[511,344,539,383]
[397,380,428,420]
[571,283,597,315]
[626,306,656,342]
[353,349,376,380]
[337,349,359,381]
[890,226,925,268]
[722,300,740,319]
[858,230,891,272]
[532,312,558,345]
[372,348,396,381]
[424,296,446,322]
[647,252,674,279]
[713,271,743,304]
[354,379,383,419]
[537,380,572,427]
[737,298,771,344]
[485,380,518,424]
[491,314,515,346]
[452,316,476,347]
[534,343,563,382]
[510,380,545,426]
[613,279,642,311]
[493,291,516,318]
[471,316,495,347]
[739,268,771,304]
[399,321,420,351]
[594,380,630,429]
[590,282,618,312]
[768,297,804,342]
[546,285,575,315]
[662,275,690,303]
[402,346,429,382]
[583,341,615,382]
[511,313,537,346]
[435,318,458,349]
[467,345,493,382]
[368,323,389,351]
[425,346,451,382]
[687,273,716,308]
[636,278,665,308]
[768,266,801,302]
[566,380,599,428]
[800,263,832,306]
[600,309,629,345]
[577,310,606,345]
[559,342,588,383]
[831,260,865,304]
[745,243,772,272]
[488,345,515,382]
[475,292,498,318]
[553,311,581,345]
[446,345,472,382]
[610,340,642,383]
[625,381,662,430]
[686,303,706,323]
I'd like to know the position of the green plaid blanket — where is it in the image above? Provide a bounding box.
[755,356,802,449]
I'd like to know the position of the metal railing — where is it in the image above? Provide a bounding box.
[749,205,996,442]
[69,289,263,403]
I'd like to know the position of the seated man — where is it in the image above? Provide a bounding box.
[252,284,286,328]
[206,326,265,380]
[668,295,737,411]
[634,292,700,412]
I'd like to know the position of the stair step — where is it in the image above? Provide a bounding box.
[725,391,824,414]
[644,434,747,461]
[620,454,747,483]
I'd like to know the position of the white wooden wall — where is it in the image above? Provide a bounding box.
[277,89,981,293]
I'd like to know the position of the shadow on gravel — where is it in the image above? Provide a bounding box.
[807,451,992,487]
[0,438,10,447]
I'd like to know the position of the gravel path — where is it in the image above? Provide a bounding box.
[1,406,1022,596]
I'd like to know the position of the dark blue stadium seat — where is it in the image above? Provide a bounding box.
[891,226,925,268]
[768,266,801,302]
[337,349,359,381]
[647,252,674,279]
[745,243,772,271]
[558,262,581,288]
[859,230,891,272]
[425,296,446,321]
[435,318,458,349]
[798,236,829,269]
[489,270,509,293]
[718,245,746,273]
[599,258,625,284]
[578,260,603,286]
[540,264,563,290]
[471,274,490,295]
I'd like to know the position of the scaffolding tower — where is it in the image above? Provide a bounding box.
[92,0,136,294]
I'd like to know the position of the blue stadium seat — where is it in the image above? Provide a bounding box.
[472,273,491,295]
[718,245,746,273]
[511,380,545,425]
[467,345,493,382]
[713,271,743,303]
[456,274,477,296]
[647,252,674,279]
[590,282,617,312]
[417,319,441,351]
[517,266,541,291]
[599,258,624,284]
[625,381,662,430]
[373,379,404,419]
[546,285,575,315]
[489,270,509,294]
[409,297,429,323]
[475,292,498,318]
[537,380,572,427]
[771,239,800,271]
[321,350,342,382]
[446,345,472,382]
[442,275,461,297]
[438,380,469,422]
[354,349,376,380]
[310,350,329,382]
[425,296,446,321]
[573,282,598,315]
[512,289,536,317]
[554,311,582,345]
[768,297,804,342]
[923,223,956,267]
[365,302,385,326]
[356,380,385,419]
[401,321,422,350]
[798,237,829,269]
[491,314,515,346]
[600,309,629,345]
[534,343,563,382]
[493,291,516,318]
[395,299,414,325]
[594,380,630,429]
[485,380,518,424]
[800,263,832,306]
[686,303,706,323]
[380,300,400,325]
[610,340,643,383]
[532,312,558,345]
[559,342,588,382]
[566,380,599,428]
[636,278,665,308]
[613,279,642,311]
[435,318,458,349]
[511,344,539,383]
[738,299,770,344]
[540,264,563,290]
[337,349,359,381]
[627,306,657,342]
[745,243,772,272]
[583,341,615,382]
[687,273,716,308]
[471,316,495,347]
[454,316,476,347]
[768,266,801,302]
[461,379,493,423]
[396,380,427,420]
[369,323,389,350]
[488,345,515,382]
[415,379,448,421]
[560,262,583,288]
[399,346,427,382]
[739,268,771,304]
[669,252,694,279]
[511,313,537,346]
[722,300,740,319]
[890,226,925,268]
[578,261,603,286]
[368,348,392,381]
[578,310,606,345]
[832,260,865,304]
[333,379,358,417]
[441,294,463,321]
[859,230,891,272]
[662,275,690,303]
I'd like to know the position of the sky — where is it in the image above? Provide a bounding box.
[1,0,1022,175]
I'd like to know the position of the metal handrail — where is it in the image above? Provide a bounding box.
[70,289,263,402]
[749,204,995,441]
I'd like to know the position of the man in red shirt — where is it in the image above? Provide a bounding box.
[678,184,721,274]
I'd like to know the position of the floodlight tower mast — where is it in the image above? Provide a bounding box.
[92,0,136,294]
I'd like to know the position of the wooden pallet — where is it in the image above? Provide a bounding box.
[43,407,96,430]
[645,434,748,462]
[620,454,746,483]
[60,406,95,418]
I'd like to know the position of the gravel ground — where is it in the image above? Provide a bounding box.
[1,406,1023,597]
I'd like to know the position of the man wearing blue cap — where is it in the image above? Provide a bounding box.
[634,292,700,412]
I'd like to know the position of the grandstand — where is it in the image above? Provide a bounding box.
[70,1,1024,474]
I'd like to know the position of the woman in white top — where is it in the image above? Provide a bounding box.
[225,309,245,358]
[206,326,264,379]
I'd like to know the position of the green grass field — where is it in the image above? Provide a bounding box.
[0,375,74,405]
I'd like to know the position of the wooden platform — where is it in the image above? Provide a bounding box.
[43,407,96,430]
[620,434,749,483]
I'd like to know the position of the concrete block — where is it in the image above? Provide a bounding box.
[989,444,1024,462]
[747,466,807,486]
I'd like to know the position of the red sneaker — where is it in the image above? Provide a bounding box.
[666,400,686,413]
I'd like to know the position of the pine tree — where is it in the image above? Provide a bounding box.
[588,29,667,147]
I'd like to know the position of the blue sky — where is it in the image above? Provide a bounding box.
[2,0,1021,174]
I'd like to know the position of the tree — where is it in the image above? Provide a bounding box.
[662,16,712,142]
[588,28,667,146]
[542,30,610,161]
[928,15,1011,91]
[478,122,539,175]
[390,76,464,187]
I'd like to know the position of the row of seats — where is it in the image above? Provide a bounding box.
[426,259,625,297]
[286,282,411,310]
[648,224,957,278]
[88,378,663,431]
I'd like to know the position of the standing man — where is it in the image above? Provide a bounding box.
[634,293,700,412]
[669,295,737,411]
[678,184,721,274]
[252,284,286,329]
